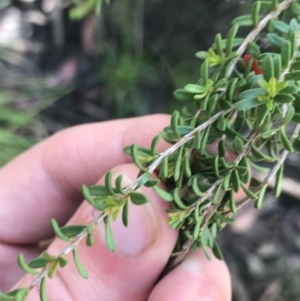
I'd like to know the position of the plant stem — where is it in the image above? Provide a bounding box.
[234,123,300,212]
[227,0,297,78]
[28,212,107,290]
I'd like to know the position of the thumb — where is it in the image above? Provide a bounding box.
[15,163,177,301]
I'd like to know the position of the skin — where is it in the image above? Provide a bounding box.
[0,114,232,301]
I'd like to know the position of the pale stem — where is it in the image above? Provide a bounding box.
[227,0,297,78]
[28,213,107,289]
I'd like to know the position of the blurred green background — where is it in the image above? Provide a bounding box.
[0,0,246,165]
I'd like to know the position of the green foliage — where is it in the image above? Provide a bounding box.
[4,1,300,300]
[69,0,110,20]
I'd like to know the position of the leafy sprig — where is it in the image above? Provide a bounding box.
[2,0,300,300]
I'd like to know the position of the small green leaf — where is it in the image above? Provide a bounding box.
[51,219,72,242]
[153,185,173,201]
[58,256,68,268]
[105,171,115,195]
[232,170,240,193]
[226,25,239,55]
[122,201,129,227]
[273,54,282,80]
[214,33,223,55]
[289,34,297,60]
[273,93,295,104]
[267,33,285,48]
[131,144,146,171]
[201,60,209,84]
[289,19,299,34]
[144,179,160,187]
[82,185,98,207]
[213,184,223,205]
[251,143,273,161]
[193,131,202,149]
[48,261,59,279]
[218,139,226,157]
[271,0,278,9]
[184,84,206,93]
[255,185,267,209]
[104,216,115,252]
[280,85,300,94]
[136,172,151,188]
[212,241,224,260]
[291,2,300,15]
[9,289,29,301]
[232,136,245,153]
[230,190,237,215]
[215,212,235,223]
[195,51,208,60]
[216,114,226,131]
[193,218,202,240]
[213,156,221,178]
[130,192,149,205]
[251,1,261,26]
[173,188,187,209]
[232,15,252,26]
[239,88,265,99]
[281,41,292,68]
[73,247,88,279]
[254,106,269,128]
[115,175,124,194]
[261,129,277,139]
[223,172,231,191]
[184,152,192,177]
[159,156,169,179]
[226,78,238,101]
[191,177,205,197]
[40,278,48,301]
[262,54,274,81]
[241,183,258,200]
[272,20,289,34]
[86,226,95,246]
[235,98,262,110]
[174,146,183,181]
[17,254,39,275]
[280,127,293,151]
[151,134,161,155]
[275,164,284,198]
[28,257,50,269]
[87,185,110,196]
[171,111,181,138]
[174,89,194,101]
[60,225,86,238]
[281,105,295,125]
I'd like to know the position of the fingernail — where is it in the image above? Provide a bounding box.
[180,252,203,274]
[99,174,158,257]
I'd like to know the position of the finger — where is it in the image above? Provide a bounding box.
[14,164,178,301]
[0,244,41,292]
[148,250,231,301]
[0,114,170,244]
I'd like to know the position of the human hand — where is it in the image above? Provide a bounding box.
[0,114,231,301]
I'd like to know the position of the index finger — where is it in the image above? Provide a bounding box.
[0,114,170,244]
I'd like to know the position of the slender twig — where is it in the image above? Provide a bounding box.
[234,123,300,212]
[28,213,107,289]
[123,108,232,194]
[226,0,296,78]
